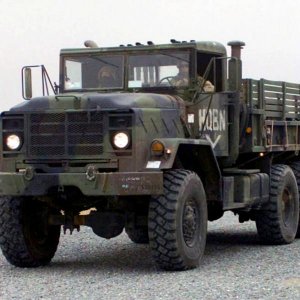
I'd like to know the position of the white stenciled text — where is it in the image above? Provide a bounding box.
[199,109,226,131]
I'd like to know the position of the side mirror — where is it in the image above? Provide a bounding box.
[21,65,56,100]
[22,67,33,100]
[24,68,32,99]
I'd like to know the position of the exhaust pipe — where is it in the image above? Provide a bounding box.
[225,41,246,166]
[227,40,245,59]
[227,40,245,91]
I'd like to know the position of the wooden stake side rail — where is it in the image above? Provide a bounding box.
[242,79,300,152]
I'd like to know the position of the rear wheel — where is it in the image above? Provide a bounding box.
[256,165,299,244]
[290,162,300,237]
[148,170,207,271]
[0,197,61,267]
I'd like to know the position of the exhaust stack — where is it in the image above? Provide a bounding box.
[227,40,245,91]
[227,40,245,59]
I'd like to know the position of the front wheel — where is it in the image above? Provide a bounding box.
[148,170,207,271]
[0,197,61,267]
[255,165,299,244]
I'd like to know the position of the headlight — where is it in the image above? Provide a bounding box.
[112,132,130,149]
[6,134,22,150]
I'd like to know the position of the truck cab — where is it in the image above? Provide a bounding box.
[60,40,227,94]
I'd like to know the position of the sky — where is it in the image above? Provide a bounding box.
[0,0,299,111]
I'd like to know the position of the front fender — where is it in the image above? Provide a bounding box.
[146,138,218,170]
[145,138,222,202]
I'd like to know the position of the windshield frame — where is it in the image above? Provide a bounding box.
[60,48,194,93]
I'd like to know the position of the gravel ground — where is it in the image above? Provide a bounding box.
[0,212,300,300]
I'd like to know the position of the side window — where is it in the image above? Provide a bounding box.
[197,53,224,92]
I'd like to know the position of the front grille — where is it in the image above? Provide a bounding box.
[29,112,104,158]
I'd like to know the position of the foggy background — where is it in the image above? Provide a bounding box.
[0,0,299,111]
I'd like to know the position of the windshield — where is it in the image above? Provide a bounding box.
[64,55,124,90]
[63,50,190,91]
[128,51,190,88]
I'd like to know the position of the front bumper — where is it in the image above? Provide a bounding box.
[0,171,163,196]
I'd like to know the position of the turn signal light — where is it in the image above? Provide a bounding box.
[246,127,252,134]
[151,140,165,156]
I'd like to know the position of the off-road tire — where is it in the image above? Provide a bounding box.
[0,196,61,267]
[256,165,299,244]
[290,161,300,237]
[125,226,149,244]
[148,170,207,271]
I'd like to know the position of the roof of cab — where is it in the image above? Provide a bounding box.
[60,40,227,56]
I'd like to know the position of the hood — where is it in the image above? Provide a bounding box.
[9,92,183,112]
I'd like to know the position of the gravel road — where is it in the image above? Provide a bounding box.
[0,212,299,300]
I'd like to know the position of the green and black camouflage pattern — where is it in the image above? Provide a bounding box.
[0,40,228,200]
[0,92,189,197]
[2,38,300,219]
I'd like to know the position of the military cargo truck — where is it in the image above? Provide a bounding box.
[0,39,299,270]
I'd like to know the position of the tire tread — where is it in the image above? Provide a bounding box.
[149,170,205,270]
[0,197,59,267]
[256,164,299,244]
